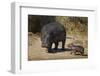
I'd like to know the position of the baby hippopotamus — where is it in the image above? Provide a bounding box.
[68,43,84,56]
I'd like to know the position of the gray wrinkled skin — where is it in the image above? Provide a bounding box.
[41,22,66,52]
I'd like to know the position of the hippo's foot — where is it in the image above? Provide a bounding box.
[53,48,57,50]
[61,48,65,51]
[48,49,57,53]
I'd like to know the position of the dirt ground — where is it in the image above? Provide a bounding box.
[28,32,88,61]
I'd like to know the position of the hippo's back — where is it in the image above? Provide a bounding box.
[41,22,66,42]
[41,22,66,35]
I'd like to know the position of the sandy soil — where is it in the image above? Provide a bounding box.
[28,32,88,61]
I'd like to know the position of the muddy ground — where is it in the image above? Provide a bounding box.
[28,32,88,61]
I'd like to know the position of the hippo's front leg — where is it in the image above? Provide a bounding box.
[54,42,58,50]
[48,42,52,53]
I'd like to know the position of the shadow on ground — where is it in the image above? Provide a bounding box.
[47,48,72,53]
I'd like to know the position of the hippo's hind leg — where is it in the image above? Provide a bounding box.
[62,39,66,50]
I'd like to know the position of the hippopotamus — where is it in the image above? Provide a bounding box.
[41,22,66,53]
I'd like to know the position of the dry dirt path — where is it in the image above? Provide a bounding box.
[28,32,87,61]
